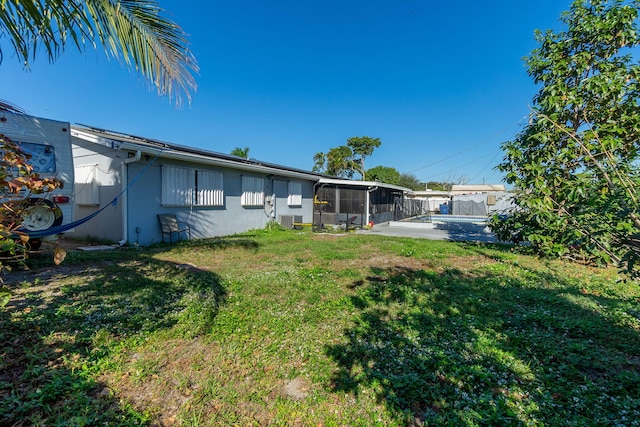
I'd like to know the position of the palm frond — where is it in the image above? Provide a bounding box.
[0,0,87,64]
[0,0,198,107]
[84,0,199,107]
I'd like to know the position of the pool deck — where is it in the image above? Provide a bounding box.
[356,220,500,243]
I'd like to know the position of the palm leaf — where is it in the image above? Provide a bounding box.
[0,0,198,107]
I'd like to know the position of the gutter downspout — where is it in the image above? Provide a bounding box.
[120,151,141,245]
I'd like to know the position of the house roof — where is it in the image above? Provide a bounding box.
[408,190,451,197]
[450,184,506,193]
[71,124,332,181]
[317,177,410,192]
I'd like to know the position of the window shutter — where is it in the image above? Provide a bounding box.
[162,166,193,206]
[288,181,302,206]
[241,176,264,206]
[196,170,224,206]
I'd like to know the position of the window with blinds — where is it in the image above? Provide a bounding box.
[287,181,302,207]
[241,176,264,206]
[162,165,224,206]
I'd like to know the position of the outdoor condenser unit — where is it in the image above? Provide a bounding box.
[278,215,294,229]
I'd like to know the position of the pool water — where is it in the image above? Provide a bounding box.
[405,214,488,224]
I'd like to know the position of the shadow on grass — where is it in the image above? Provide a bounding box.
[20,234,261,271]
[326,265,640,425]
[0,253,227,426]
[164,235,261,251]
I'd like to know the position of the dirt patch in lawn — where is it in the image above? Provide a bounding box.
[101,337,277,426]
[1,242,116,285]
[101,338,211,426]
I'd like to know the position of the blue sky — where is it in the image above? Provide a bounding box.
[0,0,569,185]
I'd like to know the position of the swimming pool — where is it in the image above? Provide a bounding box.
[402,214,488,224]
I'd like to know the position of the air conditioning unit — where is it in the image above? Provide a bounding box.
[278,215,294,229]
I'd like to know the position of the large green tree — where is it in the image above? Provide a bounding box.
[312,152,326,173]
[313,136,382,179]
[492,0,640,275]
[346,136,381,180]
[0,0,198,106]
[326,145,356,178]
[366,165,401,185]
[313,146,355,178]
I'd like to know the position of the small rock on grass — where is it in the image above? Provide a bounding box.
[282,377,310,400]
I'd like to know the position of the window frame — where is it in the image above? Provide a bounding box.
[287,181,303,207]
[195,169,224,206]
[162,165,224,207]
[241,175,265,207]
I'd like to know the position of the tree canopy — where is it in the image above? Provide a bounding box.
[326,145,356,178]
[231,147,250,159]
[0,0,198,107]
[425,181,447,191]
[398,173,425,191]
[491,0,640,276]
[313,136,381,179]
[366,166,401,185]
[346,136,381,180]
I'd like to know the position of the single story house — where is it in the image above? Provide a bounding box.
[67,124,410,245]
[68,125,322,245]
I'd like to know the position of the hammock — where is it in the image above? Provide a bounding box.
[17,200,115,238]
[16,153,160,239]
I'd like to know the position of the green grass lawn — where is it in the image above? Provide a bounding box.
[1,229,639,426]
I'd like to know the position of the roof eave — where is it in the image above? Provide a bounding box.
[71,127,324,181]
[317,177,410,192]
